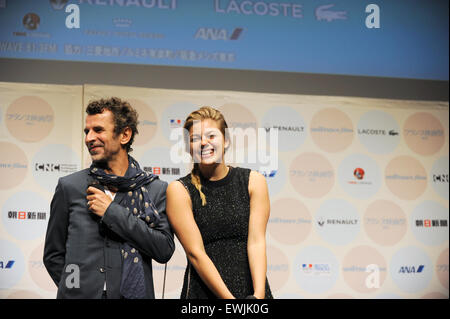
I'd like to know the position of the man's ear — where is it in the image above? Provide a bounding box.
[120,127,132,146]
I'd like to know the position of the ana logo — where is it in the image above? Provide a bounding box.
[399,265,425,274]
[353,168,365,180]
[169,119,184,128]
[195,27,243,40]
[23,13,40,30]
[0,260,15,269]
[258,170,277,178]
[50,0,68,10]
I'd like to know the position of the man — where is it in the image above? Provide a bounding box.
[44,97,175,299]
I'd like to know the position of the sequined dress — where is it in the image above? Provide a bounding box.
[178,166,273,299]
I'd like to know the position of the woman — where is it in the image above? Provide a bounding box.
[166,106,273,299]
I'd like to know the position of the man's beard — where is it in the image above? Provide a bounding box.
[92,157,109,170]
[91,149,118,170]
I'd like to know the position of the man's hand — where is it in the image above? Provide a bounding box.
[86,186,112,217]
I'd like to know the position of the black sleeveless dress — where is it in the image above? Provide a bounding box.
[178,166,273,299]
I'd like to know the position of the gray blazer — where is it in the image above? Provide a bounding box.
[43,168,175,299]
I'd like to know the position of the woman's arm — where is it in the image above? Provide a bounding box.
[166,180,235,299]
[247,171,270,299]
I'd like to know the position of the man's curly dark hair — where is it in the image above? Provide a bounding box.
[85,97,139,153]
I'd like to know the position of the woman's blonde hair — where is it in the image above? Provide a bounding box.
[183,106,229,206]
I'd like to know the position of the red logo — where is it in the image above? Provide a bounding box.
[353,168,365,180]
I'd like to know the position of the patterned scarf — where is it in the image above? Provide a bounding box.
[89,155,160,299]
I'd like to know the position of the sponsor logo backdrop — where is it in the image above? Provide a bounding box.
[0,81,82,298]
[0,82,448,299]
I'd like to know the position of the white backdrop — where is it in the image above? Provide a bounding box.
[0,82,82,298]
[0,82,448,299]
